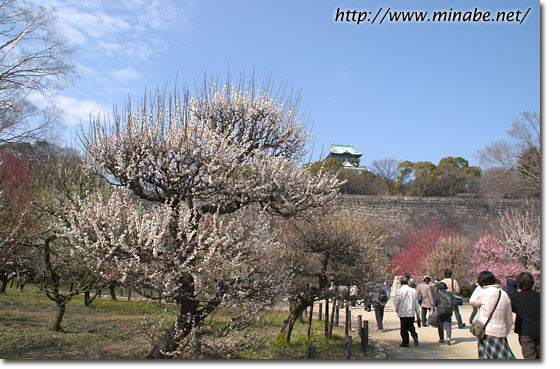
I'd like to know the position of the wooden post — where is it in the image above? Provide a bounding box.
[324,298,329,340]
[345,335,352,359]
[127,288,132,301]
[307,302,314,340]
[345,303,350,337]
[328,296,337,338]
[357,314,362,332]
[361,320,369,355]
[318,303,322,321]
[335,302,339,326]
[307,345,316,359]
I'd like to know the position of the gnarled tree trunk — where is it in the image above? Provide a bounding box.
[146,276,200,359]
[281,296,313,343]
[53,303,66,331]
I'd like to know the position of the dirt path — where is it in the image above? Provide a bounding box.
[343,301,523,360]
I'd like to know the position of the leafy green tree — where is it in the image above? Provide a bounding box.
[397,157,480,197]
[307,157,343,175]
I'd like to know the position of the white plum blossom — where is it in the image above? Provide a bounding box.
[67,77,340,358]
[497,207,540,286]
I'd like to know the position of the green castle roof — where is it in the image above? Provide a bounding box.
[329,143,363,157]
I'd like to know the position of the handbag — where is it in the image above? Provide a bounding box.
[452,280,463,306]
[470,290,501,339]
[427,307,439,327]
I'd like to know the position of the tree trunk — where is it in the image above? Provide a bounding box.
[0,277,7,294]
[281,297,311,344]
[146,277,199,359]
[84,288,103,306]
[109,284,117,300]
[53,303,66,331]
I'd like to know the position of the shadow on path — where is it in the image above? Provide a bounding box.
[339,301,523,360]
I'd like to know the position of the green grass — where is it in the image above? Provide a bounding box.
[0,285,175,359]
[0,285,377,360]
[232,311,378,359]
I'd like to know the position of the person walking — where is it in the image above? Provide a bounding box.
[441,268,466,329]
[372,282,390,330]
[434,282,455,344]
[506,272,540,359]
[394,275,421,348]
[469,271,515,360]
[390,275,401,299]
[417,276,435,327]
[349,284,358,307]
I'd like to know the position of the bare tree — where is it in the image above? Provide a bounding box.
[0,0,74,144]
[65,76,340,358]
[477,112,540,197]
[369,157,400,193]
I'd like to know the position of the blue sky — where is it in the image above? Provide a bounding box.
[37,0,540,169]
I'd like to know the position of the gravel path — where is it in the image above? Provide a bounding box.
[343,300,523,360]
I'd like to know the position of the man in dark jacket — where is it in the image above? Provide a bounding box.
[506,272,540,359]
[371,283,389,330]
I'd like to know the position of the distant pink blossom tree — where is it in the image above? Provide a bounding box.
[470,235,525,285]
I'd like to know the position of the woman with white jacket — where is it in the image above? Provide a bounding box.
[469,271,516,359]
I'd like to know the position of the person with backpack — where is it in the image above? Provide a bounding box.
[372,282,390,330]
[434,282,455,345]
[441,268,466,328]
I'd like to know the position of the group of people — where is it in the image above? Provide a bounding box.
[391,268,540,360]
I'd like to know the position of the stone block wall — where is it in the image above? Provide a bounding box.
[336,194,540,254]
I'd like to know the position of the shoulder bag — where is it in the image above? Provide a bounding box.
[469,290,501,339]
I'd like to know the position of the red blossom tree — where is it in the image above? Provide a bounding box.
[0,149,31,292]
[389,222,454,277]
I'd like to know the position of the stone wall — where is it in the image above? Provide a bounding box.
[336,194,539,254]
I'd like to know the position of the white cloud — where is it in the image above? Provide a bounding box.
[26,0,197,131]
[56,96,111,126]
[39,0,194,60]
[109,67,141,83]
